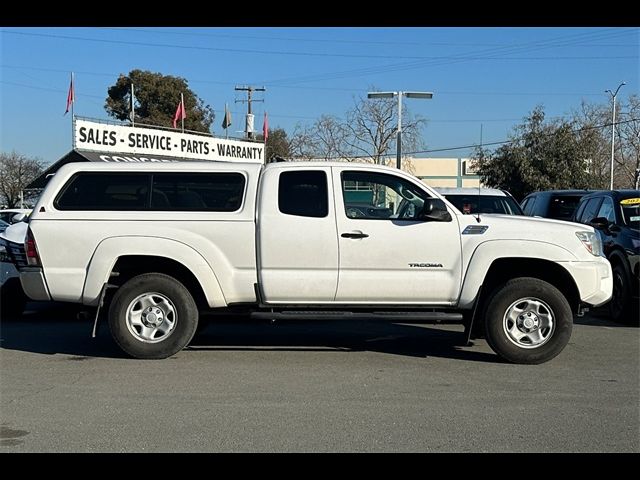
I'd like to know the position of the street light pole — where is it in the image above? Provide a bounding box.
[367,90,433,170]
[396,92,402,170]
[605,82,625,190]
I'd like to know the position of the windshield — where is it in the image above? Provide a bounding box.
[620,196,640,230]
[443,194,523,215]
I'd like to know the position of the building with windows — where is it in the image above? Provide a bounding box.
[405,157,481,188]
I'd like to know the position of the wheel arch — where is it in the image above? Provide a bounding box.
[459,240,580,312]
[82,236,226,308]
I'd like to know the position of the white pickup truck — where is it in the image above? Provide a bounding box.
[20,161,612,363]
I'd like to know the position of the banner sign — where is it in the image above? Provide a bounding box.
[74,118,264,163]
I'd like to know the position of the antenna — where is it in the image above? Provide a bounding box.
[476,123,483,223]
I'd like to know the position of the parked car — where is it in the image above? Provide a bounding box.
[436,188,523,215]
[0,208,31,224]
[0,220,29,318]
[520,190,593,221]
[0,219,8,234]
[571,190,640,323]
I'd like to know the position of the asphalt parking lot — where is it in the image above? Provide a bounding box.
[1,303,638,452]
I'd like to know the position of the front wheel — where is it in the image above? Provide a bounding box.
[483,277,573,364]
[108,273,199,359]
[609,262,631,324]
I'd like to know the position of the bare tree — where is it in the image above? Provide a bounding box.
[571,101,610,189]
[615,95,640,188]
[289,123,320,160]
[314,115,355,161]
[344,94,427,165]
[0,151,45,208]
[572,95,640,189]
[288,90,427,166]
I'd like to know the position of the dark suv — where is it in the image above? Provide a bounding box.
[521,190,593,221]
[572,190,640,323]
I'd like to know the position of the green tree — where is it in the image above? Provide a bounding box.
[0,151,44,208]
[105,69,215,133]
[474,106,605,200]
[257,128,291,160]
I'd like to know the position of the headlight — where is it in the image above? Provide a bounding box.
[576,231,603,257]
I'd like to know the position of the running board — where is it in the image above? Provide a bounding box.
[250,310,464,322]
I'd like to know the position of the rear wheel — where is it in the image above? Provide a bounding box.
[108,273,198,359]
[484,277,573,364]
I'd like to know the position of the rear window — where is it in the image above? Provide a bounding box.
[151,173,245,211]
[548,195,583,220]
[278,171,328,218]
[55,172,246,212]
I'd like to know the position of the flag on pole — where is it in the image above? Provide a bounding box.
[262,111,269,142]
[172,96,186,129]
[130,83,135,125]
[64,73,74,115]
[222,103,232,130]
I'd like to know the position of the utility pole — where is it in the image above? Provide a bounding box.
[235,85,266,140]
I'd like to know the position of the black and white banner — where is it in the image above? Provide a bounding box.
[74,119,264,163]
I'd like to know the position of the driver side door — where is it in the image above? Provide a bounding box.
[332,167,462,305]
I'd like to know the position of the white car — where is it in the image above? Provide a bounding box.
[435,188,523,216]
[0,208,31,225]
[0,220,29,318]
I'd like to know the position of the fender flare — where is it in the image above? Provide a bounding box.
[458,239,578,309]
[81,236,226,307]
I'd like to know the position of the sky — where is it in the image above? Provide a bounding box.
[0,27,638,166]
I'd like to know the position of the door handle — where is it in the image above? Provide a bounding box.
[341,232,369,239]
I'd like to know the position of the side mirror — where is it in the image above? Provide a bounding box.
[589,217,609,231]
[418,198,452,222]
[10,213,27,224]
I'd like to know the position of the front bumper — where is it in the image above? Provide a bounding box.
[560,257,613,307]
[20,267,51,301]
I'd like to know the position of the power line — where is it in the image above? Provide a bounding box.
[1,29,636,62]
[259,28,637,85]
[95,27,423,47]
[316,118,640,159]
[0,64,610,97]
[96,27,638,48]
[0,80,104,98]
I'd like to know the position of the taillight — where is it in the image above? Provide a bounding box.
[25,228,41,266]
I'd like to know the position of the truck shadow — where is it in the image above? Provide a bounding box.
[188,317,499,363]
[573,306,640,328]
[0,307,498,363]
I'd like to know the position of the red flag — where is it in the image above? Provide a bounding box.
[173,98,186,128]
[262,111,269,142]
[64,74,74,115]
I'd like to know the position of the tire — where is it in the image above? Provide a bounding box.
[108,273,199,359]
[483,277,573,364]
[0,278,27,319]
[609,262,631,324]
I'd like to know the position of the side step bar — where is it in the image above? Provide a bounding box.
[250,310,464,323]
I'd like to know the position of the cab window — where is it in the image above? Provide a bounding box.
[341,171,429,220]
